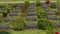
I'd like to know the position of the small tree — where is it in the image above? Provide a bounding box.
[2,12,8,17]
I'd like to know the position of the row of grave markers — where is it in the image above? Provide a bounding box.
[41,2,60,27]
[1,1,60,29]
[26,3,37,29]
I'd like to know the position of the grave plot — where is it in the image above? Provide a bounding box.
[0,24,10,31]
[29,6,35,9]
[13,7,21,10]
[51,22,60,27]
[27,12,37,16]
[11,9,20,13]
[28,3,35,9]
[41,3,48,8]
[9,13,18,16]
[0,7,6,13]
[29,3,35,7]
[17,3,24,7]
[46,10,55,15]
[27,9,37,16]
[4,17,13,21]
[26,3,37,21]
[29,8,35,11]
[47,15,57,20]
[50,2,57,8]
[26,16,37,21]
[26,23,37,29]
[56,6,60,11]
[41,2,57,21]
[41,3,50,11]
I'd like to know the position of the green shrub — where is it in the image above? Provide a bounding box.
[36,0,41,6]
[45,21,55,34]
[9,18,26,31]
[2,12,8,17]
[24,1,29,7]
[37,12,47,18]
[36,3,41,6]
[0,31,10,34]
[50,4,56,8]
[0,5,5,8]
[37,20,46,30]
[6,8,10,13]
[55,12,60,15]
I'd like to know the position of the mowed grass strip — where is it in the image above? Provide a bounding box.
[11,29,46,34]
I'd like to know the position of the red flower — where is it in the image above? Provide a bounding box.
[55,32,59,34]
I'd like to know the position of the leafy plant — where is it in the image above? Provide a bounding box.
[36,0,41,6]
[45,21,57,34]
[24,1,29,7]
[6,8,10,13]
[0,31,10,34]
[0,5,5,8]
[50,4,56,8]
[9,17,26,31]
[2,12,8,17]
[37,20,46,30]
[55,12,60,15]
[37,12,47,19]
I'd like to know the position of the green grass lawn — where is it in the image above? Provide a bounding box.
[10,29,60,34]
[0,0,35,2]
[10,29,46,34]
[0,0,57,1]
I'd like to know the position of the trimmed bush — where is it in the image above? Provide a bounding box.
[9,18,26,31]
[2,12,8,17]
[50,4,56,8]
[36,3,41,6]
[0,31,10,34]
[37,20,46,30]
[24,1,29,7]
[55,12,60,15]
[0,5,5,8]
[36,0,41,6]
[37,12,47,18]
[7,8,10,13]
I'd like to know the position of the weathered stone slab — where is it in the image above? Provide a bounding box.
[9,13,18,16]
[26,16,37,21]
[47,15,57,20]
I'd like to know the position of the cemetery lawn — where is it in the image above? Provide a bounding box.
[10,29,46,34]
[0,0,57,2]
